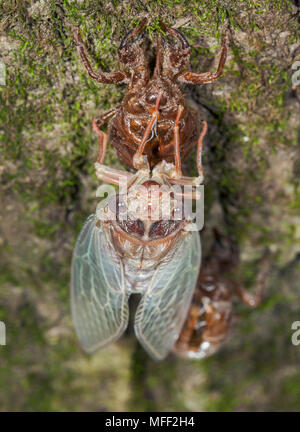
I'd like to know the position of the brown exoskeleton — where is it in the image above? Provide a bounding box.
[174,229,270,359]
[74,18,228,175]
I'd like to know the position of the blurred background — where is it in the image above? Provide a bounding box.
[0,0,300,411]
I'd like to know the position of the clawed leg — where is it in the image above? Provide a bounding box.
[93,128,108,165]
[94,132,134,185]
[158,21,191,76]
[118,18,149,87]
[177,30,229,85]
[93,106,119,130]
[73,28,127,84]
[94,162,133,186]
[92,107,119,164]
[93,107,132,182]
[172,106,207,181]
[234,251,270,308]
[150,115,207,199]
[165,119,207,199]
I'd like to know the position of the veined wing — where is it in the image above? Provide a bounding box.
[71,214,129,353]
[134,230,201,361]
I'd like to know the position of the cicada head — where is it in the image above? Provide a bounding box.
[96,170,188,269]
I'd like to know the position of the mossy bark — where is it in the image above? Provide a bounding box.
[0,0,300,411]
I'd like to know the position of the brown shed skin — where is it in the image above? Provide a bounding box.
[74,18,228,169]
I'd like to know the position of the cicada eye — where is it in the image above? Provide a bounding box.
[117,218,145,237]
[149,220,181,239]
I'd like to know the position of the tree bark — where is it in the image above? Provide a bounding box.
[0,0,300,411]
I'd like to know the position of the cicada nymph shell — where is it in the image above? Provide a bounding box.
[74,18,228,170]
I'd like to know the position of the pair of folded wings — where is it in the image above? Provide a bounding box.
[71,214,201,360]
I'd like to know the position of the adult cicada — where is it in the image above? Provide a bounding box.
[71,160,202,360]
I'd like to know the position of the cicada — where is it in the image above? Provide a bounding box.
[71,161,202,360]
[74,18,228,173]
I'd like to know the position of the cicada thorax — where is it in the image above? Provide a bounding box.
[108,74,201,170]
[109,221,185,271]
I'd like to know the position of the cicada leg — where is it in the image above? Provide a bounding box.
[173,106,184,177]
[95,162,133,186]
[93,109,134,185]
[158,21,190,78]
[176,30,229,85]
[94,106,119,131]
[166,119,207,202]
[73,28,127,84]
[92,106,120,164]
[118,18,149,88]
[170,115,207,185]
[93,128,108,165]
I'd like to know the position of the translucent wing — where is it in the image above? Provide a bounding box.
[134,230,201,360]
[71,214,129,353]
